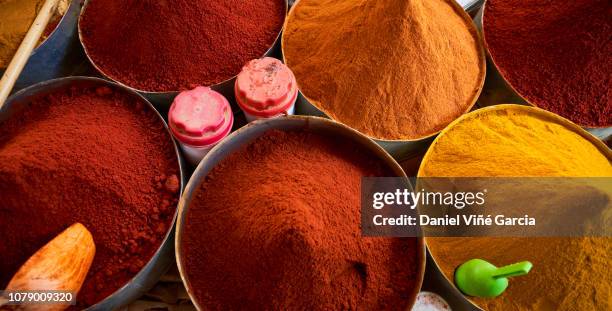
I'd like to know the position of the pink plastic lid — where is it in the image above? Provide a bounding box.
[169,87,233,147]
[235,57,298,117]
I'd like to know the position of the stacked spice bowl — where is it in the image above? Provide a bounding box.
[77,0,288,107]
[477,0,611,140]
[0,77,186,309]
[282,0,486,159]
[174,116,426,310]
[419,104,612,310]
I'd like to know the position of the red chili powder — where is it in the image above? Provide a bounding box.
[484,0,611,127]
[180,130,420,309]
[79,0,286,92]
[0,85,180,308]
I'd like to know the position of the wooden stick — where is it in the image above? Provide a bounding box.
[0,0,61,108]
[0,223,95,310]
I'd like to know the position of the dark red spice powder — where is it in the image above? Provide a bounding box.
[181,130,419,310]
[484,0,611,127]
[79,0,286,92]
[0,85,180,308]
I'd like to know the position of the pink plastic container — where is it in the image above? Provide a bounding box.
[234,57,298,122]
[169,87,233,165]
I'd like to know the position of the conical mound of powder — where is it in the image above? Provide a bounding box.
[180,130,421,309]
[283,0,484,140]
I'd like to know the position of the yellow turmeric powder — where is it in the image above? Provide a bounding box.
[419,105,612,310]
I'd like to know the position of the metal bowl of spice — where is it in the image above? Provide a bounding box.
[0,76,186,310]
[0,0,82,93]
[418,104,612,310]
[77,0,288,107]
[174,116,426,310]
[477,0,611,141]
[282,0,486,160]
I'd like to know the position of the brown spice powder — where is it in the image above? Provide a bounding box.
[283,0,484,140]
[0,85,180,308]
[181,130,420,310]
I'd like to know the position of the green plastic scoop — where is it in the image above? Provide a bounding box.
[454,259,532,298]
